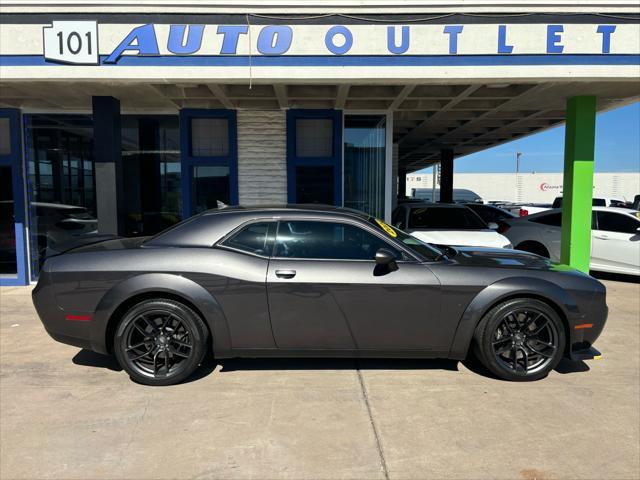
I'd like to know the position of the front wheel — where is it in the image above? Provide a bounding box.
[114,299,209,386]
[474,298,565,381]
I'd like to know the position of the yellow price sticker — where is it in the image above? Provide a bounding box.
[375,218,398,238]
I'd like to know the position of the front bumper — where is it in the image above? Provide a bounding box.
[570,346,602,361]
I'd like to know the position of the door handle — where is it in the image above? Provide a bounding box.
[275,270,297,279]
[594,234,609,240]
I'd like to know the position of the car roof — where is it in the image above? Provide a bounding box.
[400,202,469,209]
[592,206,640,214]
[511,206,639,222]
[200,204,373,221]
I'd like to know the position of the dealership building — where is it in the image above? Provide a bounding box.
[1,1,639,285]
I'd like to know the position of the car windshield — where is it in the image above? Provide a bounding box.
[369,218,445,261]
[409,206,487,230]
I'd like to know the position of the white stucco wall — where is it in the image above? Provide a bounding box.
[237,110,287,205]
[406,172,640,203]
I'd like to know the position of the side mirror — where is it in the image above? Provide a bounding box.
[375,248,399,273]
[488,222,499,230]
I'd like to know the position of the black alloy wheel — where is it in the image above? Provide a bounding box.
[114,299,208,386]
[474,298,565,381]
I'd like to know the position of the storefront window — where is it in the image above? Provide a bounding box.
[25,115,97,275]
[192,166,230,213]
[121,116,181,236]
[295,118,333,157]
[191,118,229,157]
[0,166,16,276]
[295,166,334,205]
[344,115,386,218]
[0,118,11,155]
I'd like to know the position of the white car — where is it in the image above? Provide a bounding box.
[501,207,640,276]
[392,203,512,249]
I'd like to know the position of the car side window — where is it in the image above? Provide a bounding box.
[531,212,562,227]
[274,220,404,260]
[220,222,275,256]
[596,212,639,234]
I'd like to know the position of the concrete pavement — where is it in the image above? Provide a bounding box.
[1,279,638,480]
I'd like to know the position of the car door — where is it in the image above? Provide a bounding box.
[591,211,640,274]
[266,219,444,352]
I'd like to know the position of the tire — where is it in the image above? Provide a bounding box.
[113,299,209,386]
[516,241,550,258]
[473,298,565,381]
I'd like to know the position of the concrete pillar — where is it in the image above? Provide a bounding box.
[398,167,407,199]
[439,149,454,203]
[560,96,597,273]
[93,96,124,236]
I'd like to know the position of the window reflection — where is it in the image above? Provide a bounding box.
[344,115,386,218]
[0,166,17,275]
[192,166,230,214]
[25,115,97,275]
[121,116,181,236]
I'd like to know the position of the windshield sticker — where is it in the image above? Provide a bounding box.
[375,219,398,238]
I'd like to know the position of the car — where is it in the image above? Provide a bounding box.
[33,205,608,386]
[410,188,483,203]
[392,203,512,249]
[552,196,628,209]
[501,207,640,276]
[515,203,553,216]
[463,203,517,225]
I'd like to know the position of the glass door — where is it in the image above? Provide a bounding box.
[0,109,28,286]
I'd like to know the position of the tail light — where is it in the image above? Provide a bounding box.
[519,208,529,217]
[497,222,511,234]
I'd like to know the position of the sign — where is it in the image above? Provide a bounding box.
[26,21,640,65]
[43,21,99,65]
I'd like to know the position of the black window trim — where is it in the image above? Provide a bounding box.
[271,216,421,263]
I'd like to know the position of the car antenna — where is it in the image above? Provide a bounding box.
[217,200,229,209]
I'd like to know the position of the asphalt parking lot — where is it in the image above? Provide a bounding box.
[1,278,639,480]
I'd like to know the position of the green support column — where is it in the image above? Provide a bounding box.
[560,96,597,273]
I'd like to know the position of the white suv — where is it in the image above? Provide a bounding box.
[501,207,640,276]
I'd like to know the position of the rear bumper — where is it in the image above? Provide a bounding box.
[32,270,100,353]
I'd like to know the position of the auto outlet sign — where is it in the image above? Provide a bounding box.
[1,19,639,80]
[26,21,640,65]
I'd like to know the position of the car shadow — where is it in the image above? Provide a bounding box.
[591,271,639,284]
[216,357,460,373]
[72,349,122,372]
[554,358,591,374]
[71,350,589,383]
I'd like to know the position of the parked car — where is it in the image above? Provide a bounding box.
[515,203,553,216]
[392,203,512,249]
[34,205,607,385]
[411,188,483,203]
[501,207,640,276]
[552,196,628,209]
[463,203,517,225]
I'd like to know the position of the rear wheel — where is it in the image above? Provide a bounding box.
[516,241,549,258]
[474,298,565,381]
[114,299,208,386]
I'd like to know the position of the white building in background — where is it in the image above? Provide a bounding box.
[406,172,640,203]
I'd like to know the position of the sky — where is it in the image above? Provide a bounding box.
[416,101,640,175]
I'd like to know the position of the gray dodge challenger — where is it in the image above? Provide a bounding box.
[33,205,607,386]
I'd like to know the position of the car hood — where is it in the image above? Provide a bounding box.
[447,246,573,272]
[409,229,511,248]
